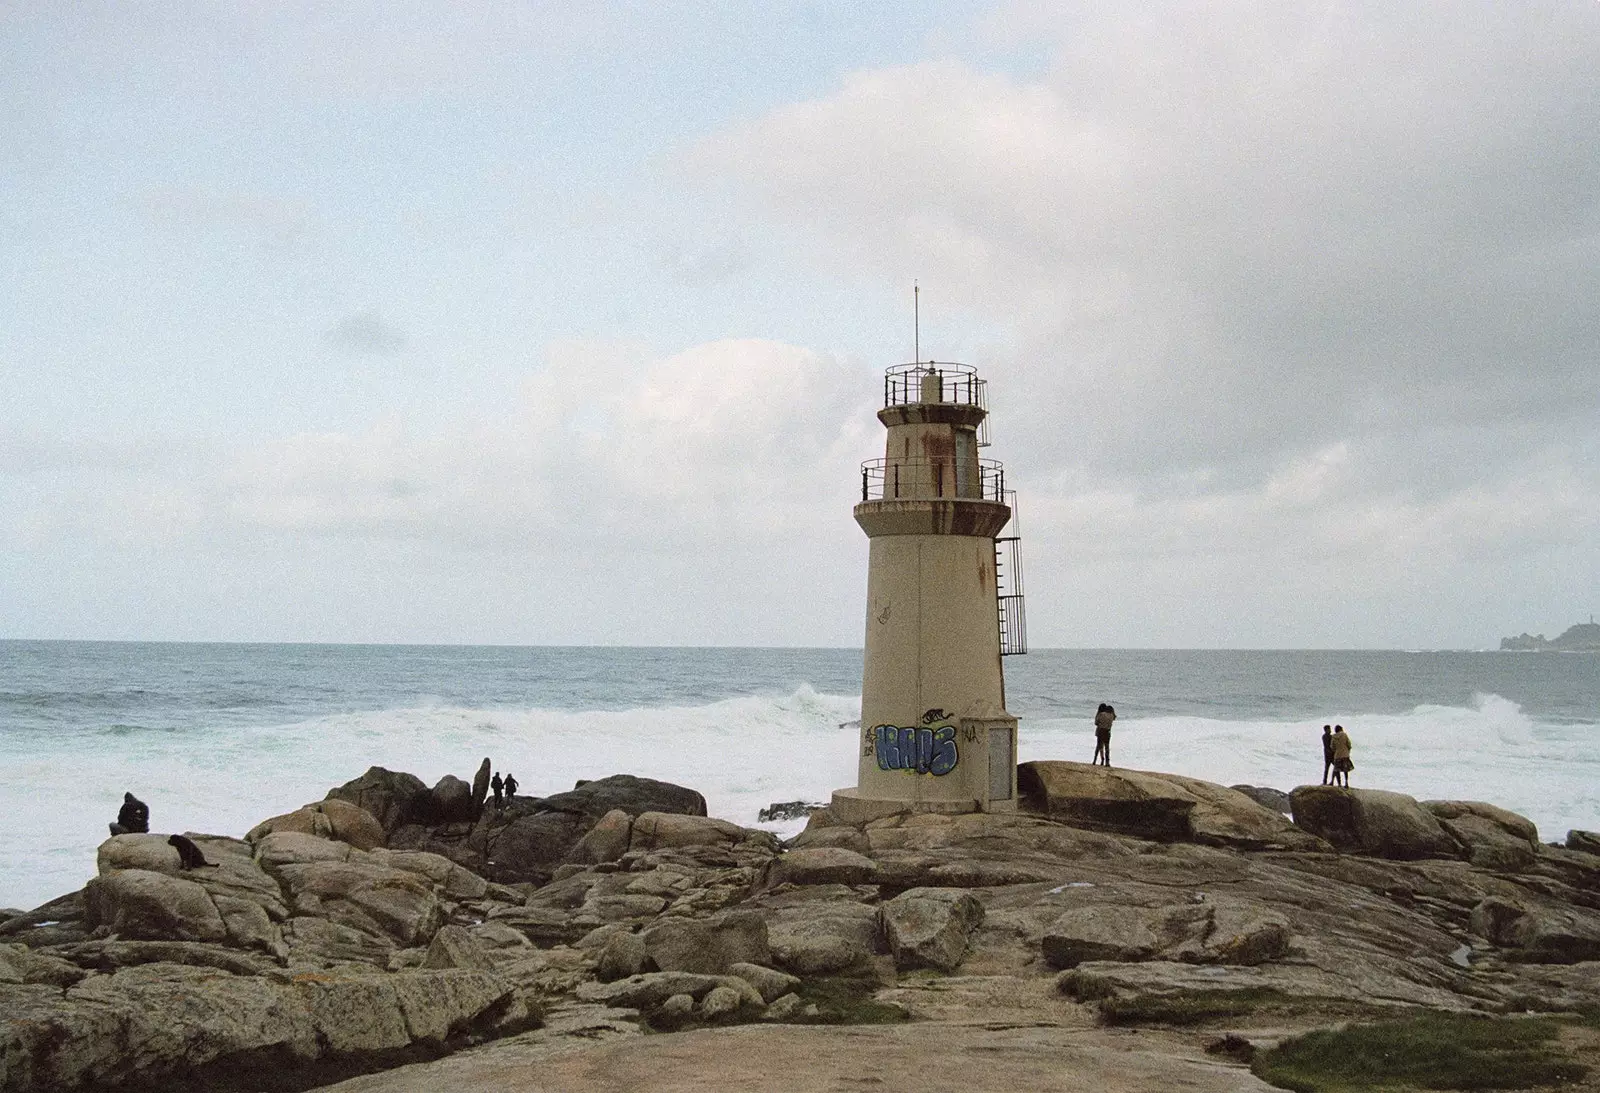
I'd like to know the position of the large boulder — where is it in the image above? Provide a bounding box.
[1018,761,1194,839]
[0,962,530,1093]
[769,847,878,887]
[1422,801,1539,871]
[1018,762,1319,849]
[1231,785,1292,814]
[1041,899,1290,970]
[423,923,493,971]
[1149,772,1326,850]
[83,870,229,943]
[325,767,432,835]
[879,888,985,972]
[366,848,489,901]
[475,809,593,886]
[539,775,708,821]
[270,859,443,946]
[1470,897,1600,963]
[641,911,771,975]
[1290,787,1462,860]
[764,894,882,976]
[629,812,745,852]
[246,799,386,851]
[95,835,290,953]
[569,809,633,864]
[431,775,477,824]
[1568,830,1600,857]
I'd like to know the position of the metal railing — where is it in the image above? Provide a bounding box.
[859,457,1006,502]
[883,362,984,409]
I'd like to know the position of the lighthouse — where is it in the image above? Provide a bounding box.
[831,361,1026,823]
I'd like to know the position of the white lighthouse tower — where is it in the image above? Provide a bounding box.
[831,359,1026,823]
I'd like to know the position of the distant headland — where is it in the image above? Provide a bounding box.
[1500,619,1600,651]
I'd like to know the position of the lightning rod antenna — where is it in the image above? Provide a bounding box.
[914,281,920,364]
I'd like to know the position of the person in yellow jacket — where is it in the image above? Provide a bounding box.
[1330,724,1353,786]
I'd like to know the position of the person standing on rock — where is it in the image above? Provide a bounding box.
[503,772,518,801]
[1321,725,1335,785]
[1330,725,1353,786]
[490,772,504,810]
[1092,703,1116,767]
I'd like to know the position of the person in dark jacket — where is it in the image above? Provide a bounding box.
[1321,725,1334,785]
[1092,703,1116,767]
[1330,725,1353,787]
[110,792,150,836]
[503,772,519,801]
[490,772,504,810]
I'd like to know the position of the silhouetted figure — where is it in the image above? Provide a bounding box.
[168,834,217,870]
[1321,725,1334,785]
[1330,725,1353,787]
[1092,703,1116,767]
[109,792,150,836]
[503,772,518,801]
[491,772,504,810]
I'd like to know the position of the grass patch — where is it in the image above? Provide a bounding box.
[1252,1012,1588,1092]
[1097,988,1288,1027]
[789,977,911,1025]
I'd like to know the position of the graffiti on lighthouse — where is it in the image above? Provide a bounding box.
[865,708,960,776]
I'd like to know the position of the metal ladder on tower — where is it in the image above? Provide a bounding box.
[996,489,1027,656]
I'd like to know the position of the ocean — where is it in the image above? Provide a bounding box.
[1,641,1596,912]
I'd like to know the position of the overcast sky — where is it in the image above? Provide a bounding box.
[3,1,1596,649]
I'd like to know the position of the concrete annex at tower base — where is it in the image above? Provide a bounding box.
[831,362,1025,824]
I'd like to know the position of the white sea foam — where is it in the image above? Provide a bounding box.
[2,688,1596,912]
[1022,691,1599,844]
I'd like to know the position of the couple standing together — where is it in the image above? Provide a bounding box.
[1322,724,1354,786]
[1092,703,1116,767]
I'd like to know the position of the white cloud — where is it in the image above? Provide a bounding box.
[3,338,879,556]
[681,2,1600,644]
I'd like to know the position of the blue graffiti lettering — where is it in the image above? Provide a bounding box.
[873,723,959,776]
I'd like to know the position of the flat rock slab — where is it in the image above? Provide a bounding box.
[306,1020,1278,1093]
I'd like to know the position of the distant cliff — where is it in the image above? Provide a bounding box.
[1500,621,1600,651]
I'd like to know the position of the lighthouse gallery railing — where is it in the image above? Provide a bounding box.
[882,362,991,447]
[859,458,1006,503]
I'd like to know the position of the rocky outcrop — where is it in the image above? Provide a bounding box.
[758,888,883,976]
[641,911,770,975]
[471,758,492,814]
[630,812,746,852]
[0,962,532,1092]
[1566,830,1600,857]
[431,775,478,824]
[246,798,387,851]
[11,762,1600,1093]
[1230,785,1291,814]
[1041,899,1289,969]
[1422,800,1539,870]
[1289,786,1462,860]
[385,775,713,886]
[1018,762,1322,849]
[769,847,878,887]
[570,809,633,864]
[1499,621,1600,651]
[878,888,984,971]
[326,767,432,836]
[540,775,708,822]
